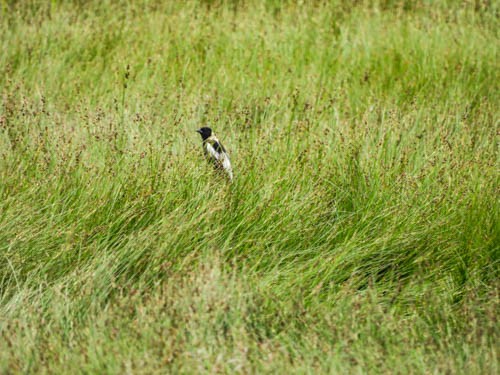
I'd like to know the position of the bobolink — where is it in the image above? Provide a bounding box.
[196,127,233,181]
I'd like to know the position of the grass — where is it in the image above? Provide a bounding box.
[0,0,498,373]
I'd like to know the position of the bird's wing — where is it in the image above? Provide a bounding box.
[212,140,226,153]
[204,142,222,161]
[204,141,233,180]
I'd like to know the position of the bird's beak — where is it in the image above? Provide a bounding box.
[196,129,202,134]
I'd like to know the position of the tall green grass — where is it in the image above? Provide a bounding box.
[0,1,498,373]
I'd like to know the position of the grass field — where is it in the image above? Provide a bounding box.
[0,0,498,373]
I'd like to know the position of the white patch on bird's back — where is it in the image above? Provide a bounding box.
[204,142,220,160]
[204,139,233,181]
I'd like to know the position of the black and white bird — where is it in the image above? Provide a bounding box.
[196,127,233,181]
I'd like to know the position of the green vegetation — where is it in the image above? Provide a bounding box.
[0,1,498,373]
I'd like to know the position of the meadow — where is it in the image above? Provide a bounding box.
[0,0,498,373]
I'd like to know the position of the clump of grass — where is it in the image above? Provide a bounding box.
[0,0,498,373]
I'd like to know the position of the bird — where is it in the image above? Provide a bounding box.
[196,127,233,181]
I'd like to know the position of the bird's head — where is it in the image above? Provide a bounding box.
[196,127,212,140]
